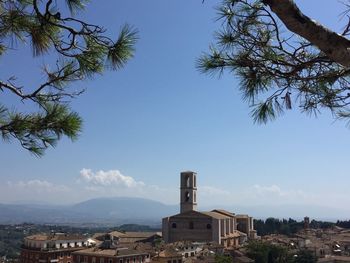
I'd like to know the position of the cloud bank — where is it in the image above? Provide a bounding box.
[1,169,347,211]
[79,168,145,188]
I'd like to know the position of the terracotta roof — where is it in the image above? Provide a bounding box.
[72,247,148,257]
[235,256,254,263]
[221,230,246,239]
[109,231,161,238]
[156,248,181,258]
[236,214,249,218]
[211,209,235,217]
[25,233,86,241]
[201,211,230,219]
[318,256,350,262]
[123,232,161,238]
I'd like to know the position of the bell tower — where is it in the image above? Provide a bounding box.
[180,171,197,213]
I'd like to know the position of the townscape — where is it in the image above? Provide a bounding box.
[2,172,350,263]
[2,1,350,263]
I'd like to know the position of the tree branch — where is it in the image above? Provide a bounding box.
[263,0,350,67]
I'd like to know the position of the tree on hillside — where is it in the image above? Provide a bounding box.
[245,241,293,263]
[0,0,137,156]
[293,249,317,263]
[215,254,232,263]
[198,0,350,124]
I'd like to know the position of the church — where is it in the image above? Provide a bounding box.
[162,171,257,247]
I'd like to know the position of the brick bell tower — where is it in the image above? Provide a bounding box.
[180,171,197,213]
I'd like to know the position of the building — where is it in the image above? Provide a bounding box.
[162,171,257,247]
[93,232,162,245]
[151,248,182,263]
[72,234,150,263]
[20,233,91,263]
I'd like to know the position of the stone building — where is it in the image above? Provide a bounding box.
[72,234,150,263]
[162,171,256,247]
[93,231,162,245]
[20,233,91,263]
[151,248,182,263]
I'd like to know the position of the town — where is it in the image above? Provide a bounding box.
[1,0,350,262]
[2,172,350,263]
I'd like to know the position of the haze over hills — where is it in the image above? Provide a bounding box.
[0,196,348,225]
[0,197,178,226]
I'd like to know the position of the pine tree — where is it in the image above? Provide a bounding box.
[0,0,137,156]
[198,0,350,124]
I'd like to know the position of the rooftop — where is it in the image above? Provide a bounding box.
[25,233,87,241]
[72,247,148,257]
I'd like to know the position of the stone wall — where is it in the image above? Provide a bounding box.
[168,216,213,243]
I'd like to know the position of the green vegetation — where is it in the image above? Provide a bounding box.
[0,0,137,156]
[246,241,292,263]
[294,250,317,263]
[199,0,350,124]
[215,254,232,263]
[254,218,337,236]
[246,241,317,263]
[336,220,350,229]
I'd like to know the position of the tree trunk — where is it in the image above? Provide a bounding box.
[263,0,350,67]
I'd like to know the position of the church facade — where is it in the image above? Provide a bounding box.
[162,171,257,247]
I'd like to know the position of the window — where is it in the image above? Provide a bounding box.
[100,258,104,263]
[206,224,212,229]
[109,259,113,263]
[171,223,177,228]
[119,260,123,263]
[92,257,96,263]
[178,260,182,263]
[185,192,190,202]
[77,256,81,263]
[167,261,171,263]
[186,176,190,187]
[185,253,188,258]
[189,222,194,229]
[173,260,177,263]
[190,252,195,257]
[84,256,88,263]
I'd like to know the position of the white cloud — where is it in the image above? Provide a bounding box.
[7,180,70,193]
[79,168,145,188]
[77,169,177,204]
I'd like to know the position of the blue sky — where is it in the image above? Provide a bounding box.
[0,0,349,217]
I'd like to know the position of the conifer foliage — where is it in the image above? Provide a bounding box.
[0,0,137,156]
[198,0,350,124]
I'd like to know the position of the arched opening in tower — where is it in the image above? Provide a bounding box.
[185,191,190,202]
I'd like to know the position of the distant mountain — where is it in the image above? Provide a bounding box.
[0,197,178,225]
[1,197,349,225]
[71,197,178,223]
